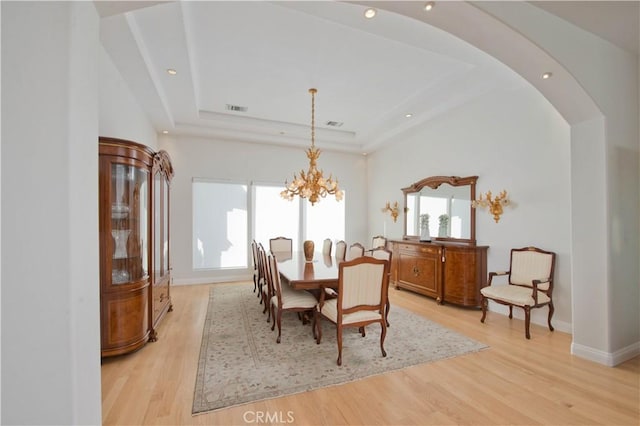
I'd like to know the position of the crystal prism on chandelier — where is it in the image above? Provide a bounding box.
[280,88,344,205]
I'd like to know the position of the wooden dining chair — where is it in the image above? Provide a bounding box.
[370,247,393,327]
[256,243,267,302]
[334,240,347,262]
[269,236,293,255]
[371,235,387,250]
[250,240,259,293]
[315,256,390,366]
[347,242,365,260]
[258,246,273,319]
[268,254,318,343]
[322,238,332,256]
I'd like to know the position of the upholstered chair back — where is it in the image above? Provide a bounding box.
[510,250,554,291]
[269,236,293,254]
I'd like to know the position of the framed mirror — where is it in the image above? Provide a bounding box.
[402,176,477,244]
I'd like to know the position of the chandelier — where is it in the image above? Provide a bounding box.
[280,88,344,205]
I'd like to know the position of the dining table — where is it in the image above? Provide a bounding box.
[274,251,340,290]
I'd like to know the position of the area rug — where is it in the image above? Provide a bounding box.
[192,284,487,414]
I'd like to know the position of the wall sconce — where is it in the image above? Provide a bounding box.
[472,190,510,223]
[382,201,399,222]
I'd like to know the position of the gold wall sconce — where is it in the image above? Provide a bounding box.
[382,201,399,222]
[472,190,510,223]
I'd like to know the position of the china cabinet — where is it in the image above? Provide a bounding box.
[99,137,173,357]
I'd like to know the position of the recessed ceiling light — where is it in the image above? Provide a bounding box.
[166,69,177,75]
[405,113,413,118]
[424,2,435,12]
[162,130,169,134]
[542,72,553,79]
[364,8,377,19]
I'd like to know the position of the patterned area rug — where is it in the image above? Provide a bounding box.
[192,284,487,415]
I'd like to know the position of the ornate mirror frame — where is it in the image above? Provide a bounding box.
[402,175,478,245]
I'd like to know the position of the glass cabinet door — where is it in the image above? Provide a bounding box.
[110,162,149,285]
[153,170,169,280]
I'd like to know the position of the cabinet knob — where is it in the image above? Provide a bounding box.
[413,266,420,276]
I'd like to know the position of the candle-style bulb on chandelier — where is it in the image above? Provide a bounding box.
[281,88,344,205]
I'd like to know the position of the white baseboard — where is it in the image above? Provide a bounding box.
[571,341,640,367]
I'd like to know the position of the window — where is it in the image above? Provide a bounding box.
[305,194,345,247]
[192,180,247,269]
[253,184,345,250]
[253,185,300,249]
[193,180,346,271]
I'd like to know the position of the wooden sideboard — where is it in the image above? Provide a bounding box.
[388,239,488,307]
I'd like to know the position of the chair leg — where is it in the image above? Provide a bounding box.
[385,300,390,327]
[315,312,322,344]
[262,293,269,314]
[311,310,317,340]
[380,321,387,358]
[276,310,283,343]
[270,303,276,331]
[336,326,343,366]
[359,326,366,337]
[253,275,257,293]
[266,295,272,322]
[480,296,488,323]
[508,306,513,319]
[548,301,555,331]
[524,306,531,339]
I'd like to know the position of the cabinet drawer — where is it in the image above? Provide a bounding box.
[399,243,440,256]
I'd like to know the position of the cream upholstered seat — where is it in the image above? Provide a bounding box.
[315,256,390,366]
[268,254,318,343]
[334,240,347,262]
[480,246,556,339]
[322,238,332,256]
[346,242,365,260]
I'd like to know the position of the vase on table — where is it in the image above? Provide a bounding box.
[420,226,431,242]
[303,240,315,262]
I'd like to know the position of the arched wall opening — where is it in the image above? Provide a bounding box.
[357,1,638,366]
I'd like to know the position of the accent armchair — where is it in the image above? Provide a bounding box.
[480,246,556,339]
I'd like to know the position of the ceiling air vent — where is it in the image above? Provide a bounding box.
[225,104,248,112]
[325,121,343,127]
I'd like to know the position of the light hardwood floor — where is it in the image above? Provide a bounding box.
[102,282,639,425]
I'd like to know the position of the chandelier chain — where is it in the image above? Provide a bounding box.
[310,88,316,149]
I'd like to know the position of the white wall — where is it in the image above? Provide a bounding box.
[368,84,572,331]
[1,2,101,424]
[99,46,158,150]
[158,135,367,284]
[476,0,639,367]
